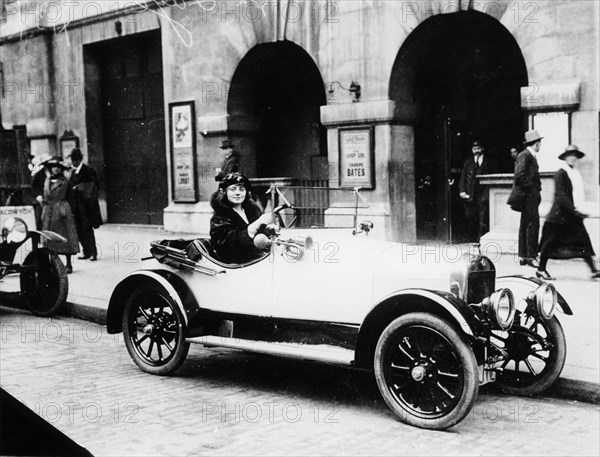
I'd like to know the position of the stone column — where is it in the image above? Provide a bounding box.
[321,100,411,241]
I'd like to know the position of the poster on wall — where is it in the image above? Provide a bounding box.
[169,101,198,202]
[338,126,375,189]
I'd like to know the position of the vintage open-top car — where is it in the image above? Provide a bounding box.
[0,215,69,316]
[106,188,570,430]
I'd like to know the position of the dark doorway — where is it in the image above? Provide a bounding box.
[227,41,327,181]
[86,31,167,225]
[390,11,528,242]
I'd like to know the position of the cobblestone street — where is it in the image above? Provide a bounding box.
[1,309,598,456]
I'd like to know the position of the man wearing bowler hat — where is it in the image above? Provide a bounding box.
[214,139,240,182]
[68,148,102,261]
[507,129,544,267]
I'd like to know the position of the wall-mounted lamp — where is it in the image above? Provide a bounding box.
[348,81,361,101]
[326,80,361,102]
[115,20,122,36]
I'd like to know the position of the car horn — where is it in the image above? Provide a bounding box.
[272,235,314,261]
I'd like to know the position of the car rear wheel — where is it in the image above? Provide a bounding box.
[493,313,566,396]
[122,285,190,376]
[20,249,68,317]
[374,313,478,430]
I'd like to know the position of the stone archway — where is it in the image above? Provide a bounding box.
[227,41,327,182]
[389,10,528,242]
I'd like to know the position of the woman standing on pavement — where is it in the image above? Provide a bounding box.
[40,156,80,273]
[536,145,599,280]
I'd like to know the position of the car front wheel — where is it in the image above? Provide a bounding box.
[374,313,479,430]
[493,313,566,396]
[20,249,68,317]
[122,285,190,376]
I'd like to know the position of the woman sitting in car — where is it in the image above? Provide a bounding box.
[210,172,273,264]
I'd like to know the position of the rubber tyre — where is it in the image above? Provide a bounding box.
[122,284,190,376]
[20,249,68,317]
[374,313,479,430]
[496,315,566,396]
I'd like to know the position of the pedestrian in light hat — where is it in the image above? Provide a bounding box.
[507,129,544,268]
[537,145,599,280]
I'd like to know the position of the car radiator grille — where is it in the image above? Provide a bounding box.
[466,270,496,304]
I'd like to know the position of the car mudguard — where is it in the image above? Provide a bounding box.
[106,269,203,334]
[354,289,484,369]
[496,275,573,315]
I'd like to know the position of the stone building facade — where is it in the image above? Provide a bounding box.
[1,0,598,244]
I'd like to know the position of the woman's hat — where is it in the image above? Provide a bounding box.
[523,129,544,145]
[558,144,585,160]
[220,139,234,149]
[42,156,69,169]
[219,172,251,190]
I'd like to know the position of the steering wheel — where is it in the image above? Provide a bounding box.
[272,203,298,228]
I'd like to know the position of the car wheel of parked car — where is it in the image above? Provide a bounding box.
[374,313,478,430]
[20,249,68,317]
[122,285,190,376]
[494,313,566,396]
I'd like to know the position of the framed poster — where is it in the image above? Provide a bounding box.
[59,129,80,163]
[169,101,198,202]
[338,126,375,189]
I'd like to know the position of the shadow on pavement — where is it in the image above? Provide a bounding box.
[0,387,94,457]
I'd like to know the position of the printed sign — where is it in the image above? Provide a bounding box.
[169,101,198,202]
[0,205,36,229]
[339,127,374,188]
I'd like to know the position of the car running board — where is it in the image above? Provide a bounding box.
[187,335,355,366]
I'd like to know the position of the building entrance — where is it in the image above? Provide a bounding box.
[227,41,327,182]
[85,31,167,225]
[390,10,528,242]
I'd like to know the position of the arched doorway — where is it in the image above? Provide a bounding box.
[227,41,327,183]
[389,10,528,242]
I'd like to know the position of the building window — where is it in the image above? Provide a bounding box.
[529,111,571,172]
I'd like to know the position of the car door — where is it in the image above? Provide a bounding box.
[270,233,383,324]
[183,254,275,317]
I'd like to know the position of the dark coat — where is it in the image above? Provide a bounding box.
[41,176,80,254]
[69,164,102,229]
[545,168,582,224]
[540,168,594,259]
[459,155,496,203]
[209,191,265,264]
[214,152,240,181]
[507,149,541,212]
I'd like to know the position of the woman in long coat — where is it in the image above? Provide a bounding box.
[537,145,599,280]
[41,157,80,273]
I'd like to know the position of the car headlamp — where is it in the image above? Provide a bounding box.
[484,288,515,330]
[533,283,557,320]
[2,217,28,244]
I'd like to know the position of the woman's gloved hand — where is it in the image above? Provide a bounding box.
[253,233,272,250]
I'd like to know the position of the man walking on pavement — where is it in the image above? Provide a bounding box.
[507,129,543,267]
[459,139,496,241]
[68,148,102,261]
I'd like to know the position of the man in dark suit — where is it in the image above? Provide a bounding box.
[68,148,102,261]
[507,130,543,267]
[459,140,496,241]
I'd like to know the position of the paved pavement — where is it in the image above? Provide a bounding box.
[1,223,599,404]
